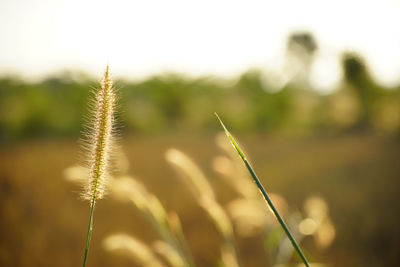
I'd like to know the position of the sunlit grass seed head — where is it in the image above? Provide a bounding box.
[165,148,215,200]
[103,234,164,267]
[152,241,186,267]
[212,154,255,199]
[198,197,233,238]
[198,194,240,267]
[227,198,270,237]
[221,245,240,267]
[110,176,168,226]
[165,148,233,237]
[166,148,240,266]
[64,164,89,184]
[81,65,117,202]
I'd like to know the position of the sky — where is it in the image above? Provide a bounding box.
[0,0,400,92]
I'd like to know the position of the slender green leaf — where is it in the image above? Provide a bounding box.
[215,113,310,267]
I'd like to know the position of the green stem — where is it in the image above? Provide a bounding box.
[215,113,309,267]
[82,198,96,267]
[243,159,309,267]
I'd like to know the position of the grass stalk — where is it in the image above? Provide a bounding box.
[215,113,310,267]
[82,198,95,267]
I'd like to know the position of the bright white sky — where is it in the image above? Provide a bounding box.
[0,0,399,91]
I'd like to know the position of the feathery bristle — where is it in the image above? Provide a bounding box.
[83,65,116,202]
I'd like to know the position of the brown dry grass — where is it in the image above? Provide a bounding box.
[0,133,399,266]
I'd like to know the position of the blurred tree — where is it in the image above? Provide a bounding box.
[341,52,383,129]
[285,32,318,86]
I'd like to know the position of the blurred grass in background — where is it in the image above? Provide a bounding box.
[1,35,400,266]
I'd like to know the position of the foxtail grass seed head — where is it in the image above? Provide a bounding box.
[212,154,255,199]
[64,165,89,184]
[81,65,118,267]
[82,65,117,203]
[199,197,234,238]
[227,198,271,237]
[110,176,168,226]
[103,234,165,267]
[221,245,240,267]
[165,148,215,200]
[152,241,186,267]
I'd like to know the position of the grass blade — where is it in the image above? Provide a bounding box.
[215,113,310,267]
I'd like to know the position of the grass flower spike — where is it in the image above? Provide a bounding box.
[215,113,310,267]
[81,65,117,267]
[83,64,116,202]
